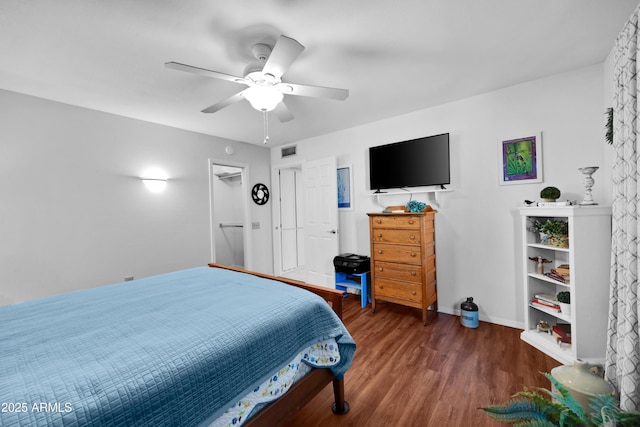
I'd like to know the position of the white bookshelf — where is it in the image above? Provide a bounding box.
[519,206,611,364]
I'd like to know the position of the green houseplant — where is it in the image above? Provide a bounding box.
[540,219,569,248]
[557,291,571,315]
[481,373,640,426]
[540,186,561,201]
[557,291,570,304]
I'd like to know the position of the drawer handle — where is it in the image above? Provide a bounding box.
[376,219,382,224]
[379,267,384,272]
[410,253,417,257]
[378,233,383,238]
[379,285,384,289]
[411,291,416,295]
[411,271,416,276]
[408,220,414,224]
[410,235,415,239]
[378,249,383,254]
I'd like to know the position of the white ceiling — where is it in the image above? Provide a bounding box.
[1,0,637,147]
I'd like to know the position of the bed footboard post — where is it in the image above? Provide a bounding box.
[331,378,350,414]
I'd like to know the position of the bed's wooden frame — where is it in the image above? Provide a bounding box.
[207,263,350,426]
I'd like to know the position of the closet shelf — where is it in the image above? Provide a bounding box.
[215,172,242,180]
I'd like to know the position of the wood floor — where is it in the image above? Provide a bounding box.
[284,295,560,427]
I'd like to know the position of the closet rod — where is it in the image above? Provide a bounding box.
[219,223,244,228]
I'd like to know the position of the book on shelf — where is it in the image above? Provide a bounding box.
[536,201,573,207]
[531,297,560,310]
[530,301,561,312]
[544,271,566,283]
[552,323,572,344]
[555,264,570,276]
[534,293,558,304]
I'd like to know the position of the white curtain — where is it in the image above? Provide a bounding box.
[606,4,640,412]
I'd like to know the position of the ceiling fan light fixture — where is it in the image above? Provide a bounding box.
[280,84,294,94]
[243,86,283,112]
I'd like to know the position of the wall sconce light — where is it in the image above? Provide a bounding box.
[140,168,168,193]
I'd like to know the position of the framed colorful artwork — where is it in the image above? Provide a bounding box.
[337,165,353,209]
[498,133,542,185]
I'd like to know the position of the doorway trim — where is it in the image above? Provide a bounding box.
[209,158,252,270]
[271,161,303,279]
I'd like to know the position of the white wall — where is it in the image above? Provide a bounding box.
[272,63,611,328]
[0,89,273,305]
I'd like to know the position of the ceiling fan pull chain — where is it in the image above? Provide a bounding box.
[263,110,270,144]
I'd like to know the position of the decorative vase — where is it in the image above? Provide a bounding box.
[578,166,599,206]
[558,302,571,316]
[551,360,614,410]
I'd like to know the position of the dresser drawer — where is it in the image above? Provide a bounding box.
[370,215,421,229]
[372,229,423,245]
[373,243,422,265]
[375,278,422,303]
[374,261,422,283]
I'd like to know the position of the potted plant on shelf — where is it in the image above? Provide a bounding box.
[540,186,561,202]
[528,219,549,244]
[557,291,571,316]
[540,219,569,248]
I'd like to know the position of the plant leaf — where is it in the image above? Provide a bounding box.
[481,399,548,422]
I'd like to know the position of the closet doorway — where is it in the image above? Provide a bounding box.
[209,160,251,269]
[275,166,305,281]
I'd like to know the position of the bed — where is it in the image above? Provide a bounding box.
[0,264,355,426]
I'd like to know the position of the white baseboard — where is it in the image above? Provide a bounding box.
[438,307,524,330]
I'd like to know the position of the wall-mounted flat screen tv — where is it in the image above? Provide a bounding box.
[369,133,450,192]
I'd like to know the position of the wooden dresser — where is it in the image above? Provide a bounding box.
[367,211,437,324]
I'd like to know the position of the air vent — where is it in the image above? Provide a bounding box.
[281,145,297,158]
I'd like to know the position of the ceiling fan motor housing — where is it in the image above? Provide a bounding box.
[251,43,271,62]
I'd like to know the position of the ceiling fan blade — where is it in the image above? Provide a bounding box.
[201,90,246,113]
[282,83,349,101]
[274,101,294,123]
[261,35,304,79]
[165,62,247,85]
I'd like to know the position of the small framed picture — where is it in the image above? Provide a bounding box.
[337,165,353,210]
[498,133,543,185]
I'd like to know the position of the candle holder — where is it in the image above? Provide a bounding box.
[578,166,599,205]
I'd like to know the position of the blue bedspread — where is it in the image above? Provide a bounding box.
[0,267,355,426]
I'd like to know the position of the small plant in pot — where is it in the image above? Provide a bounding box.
[540,219,569,248]
[557,291,571,316]
[481,372,640,426]
[528,219,549,244]
[540,186,561,202]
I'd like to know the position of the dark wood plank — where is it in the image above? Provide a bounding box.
[283,297,561,427]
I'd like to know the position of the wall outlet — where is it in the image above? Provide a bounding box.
[124,276,134,281]
[252,222,260,229]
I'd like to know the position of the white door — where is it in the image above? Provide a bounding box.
[302,157,339,288]
[279,168,303,272]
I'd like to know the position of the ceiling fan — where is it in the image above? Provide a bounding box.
[165,35,349,128]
